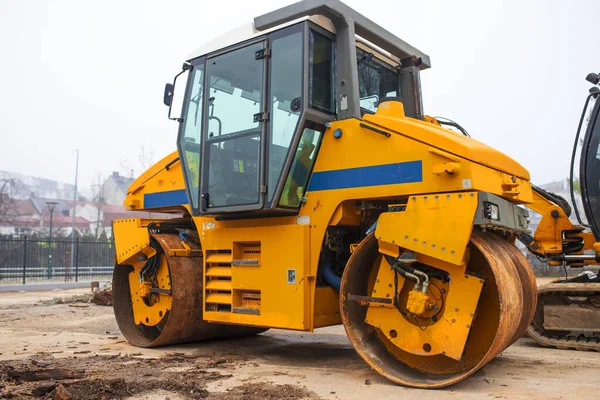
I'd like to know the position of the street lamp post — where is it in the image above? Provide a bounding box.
[69,150,79,280]
[46,201,58,278]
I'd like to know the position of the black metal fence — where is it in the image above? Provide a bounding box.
[0,237,114,284]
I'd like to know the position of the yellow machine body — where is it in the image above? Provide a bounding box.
[164,102,531,332]
[111,97,584,388]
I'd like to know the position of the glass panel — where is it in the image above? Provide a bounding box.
[268,31,303,201]
[280,127,323,208]
[357,48,400,113]
[309,31,334,113]
[204,43,264,208]
[206,135,260,208]
[178,64,204,209]
[205,43,264,139]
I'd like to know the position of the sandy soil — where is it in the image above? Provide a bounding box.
[0,286,598,400]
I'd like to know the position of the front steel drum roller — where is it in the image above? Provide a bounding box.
[113,233,266,347]
[340,229,528,388]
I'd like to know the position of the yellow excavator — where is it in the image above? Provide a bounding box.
[111,0,600,388]
[526,72,600,351]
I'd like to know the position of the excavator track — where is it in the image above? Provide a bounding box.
[527,282,600,352]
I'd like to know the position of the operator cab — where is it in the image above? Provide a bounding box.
[580,76,600,239]
[165,0,430,216]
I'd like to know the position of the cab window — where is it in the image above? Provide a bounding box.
[178,61,204,209]
[280,124,324,208]
[309,30,335,114]
[268,29,303,202]
[357,48,400,113]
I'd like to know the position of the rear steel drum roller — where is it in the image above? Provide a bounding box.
[113,233,266,347]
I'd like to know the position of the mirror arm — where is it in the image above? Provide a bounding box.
[167,62,192,122]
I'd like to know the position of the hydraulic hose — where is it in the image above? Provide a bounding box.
[322,262,342,290]
[532,184,572,218]
[384,255,421,289]
[570,91,598,227]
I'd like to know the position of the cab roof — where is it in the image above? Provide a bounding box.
[186,0,430,69]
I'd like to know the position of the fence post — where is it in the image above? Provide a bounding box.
[75,237,80,282]
[22,236,27,285]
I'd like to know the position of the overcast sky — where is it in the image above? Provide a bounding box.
[1,0,599,190]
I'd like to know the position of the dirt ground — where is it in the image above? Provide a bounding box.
[0,281,598,400]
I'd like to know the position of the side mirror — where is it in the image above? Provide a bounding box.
[586,72,600,85]
[166,63,192,122]
[163,83,174,107]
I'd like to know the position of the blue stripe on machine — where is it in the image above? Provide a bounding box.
[144,189,188,208]
[307,161,422,192]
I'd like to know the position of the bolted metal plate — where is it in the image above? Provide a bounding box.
[375,193,478,265]
[365,256,484,360]
[113,218,151,265]
[128,252,172,326]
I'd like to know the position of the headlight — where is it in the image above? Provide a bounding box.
[483,202,500,221]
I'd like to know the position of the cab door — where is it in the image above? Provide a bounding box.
[200,41,267,213]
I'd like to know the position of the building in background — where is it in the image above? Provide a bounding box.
[0,196,172,239]
[1,171,79,200]
[102,172,134,206]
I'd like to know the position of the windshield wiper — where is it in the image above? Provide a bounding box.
[358,52,374,65]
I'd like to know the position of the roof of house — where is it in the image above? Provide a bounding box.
[40,215,90,228]
[106,172,134,195]
[0,216,39,227]
[30,197,72,216]
[12,199,37,216]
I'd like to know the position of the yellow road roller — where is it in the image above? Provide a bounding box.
[112,0,600,388]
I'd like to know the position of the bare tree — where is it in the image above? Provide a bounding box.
[119,158,135,180]
[0,174,25,275]
[91,174,108,238]
[138,141,155,172]
[118,141,155,179]
[357,63,380,99]
[0,173,21,227]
